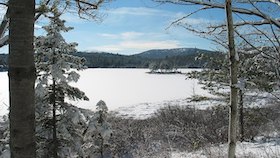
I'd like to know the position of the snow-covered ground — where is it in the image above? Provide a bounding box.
[1,68,280,157]
[112,89,278,119]
[1,68,278,118]
[172,139,280,158]
[0,68,211,116]
[70,68,211,111]
[0,72,8,116]
[113,97,224,119]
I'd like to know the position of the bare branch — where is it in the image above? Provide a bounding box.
[35,0,51,21]
[0,8,9,48]
[0,13,8,38]
[179,24,228,48]
[235,30,277,60]
[237,0,280,6]
[158,0,280,28]
[0,35,8,47]
[208,19,280,28]
[269,23,280,51]
[74,0,106,19]
[0,2,8,7]
[166,6,213,30]
[235,12,279,50]
[75,0,102,10]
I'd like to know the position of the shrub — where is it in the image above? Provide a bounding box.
[108,104,280,157]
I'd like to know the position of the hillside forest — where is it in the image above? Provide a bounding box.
[0,0,279,158]
[0,48,221,69]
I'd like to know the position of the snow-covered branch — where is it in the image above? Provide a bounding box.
[0,35,8,47]
[0,12,9,48]
[156,0,280,28]
[208,19,280,29]
[237,0,280,6]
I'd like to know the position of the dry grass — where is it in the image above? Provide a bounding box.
[108,104,280,157]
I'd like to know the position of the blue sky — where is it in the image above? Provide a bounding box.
[0,0,277,55]
[0,0,225,55]
[59,0,223,55]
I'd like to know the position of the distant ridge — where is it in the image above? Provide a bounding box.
[75,48,220,68]
[134,48,214,59]
[0,48,222,69]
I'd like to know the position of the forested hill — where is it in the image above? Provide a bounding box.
[135,48,214,59]
[0,48,223,69]
[75,48,221,68]
[73,52,149,68]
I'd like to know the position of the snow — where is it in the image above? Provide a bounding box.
[113,97,224,119]
[0,68,211,116]
[1,68,280,157]
[1,68,277,118]
[0,72,8,116]
[171,140,280,158]
[69,68,211,111]
[245,91,279,108]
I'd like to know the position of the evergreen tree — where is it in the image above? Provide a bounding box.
[34,9,88,158]
[0,115,9,157]
[83,100,112,158]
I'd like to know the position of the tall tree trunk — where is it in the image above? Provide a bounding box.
[239,90,244,142]
[8,0,36,157]
[225,0,239,157]
[51,78,58,158]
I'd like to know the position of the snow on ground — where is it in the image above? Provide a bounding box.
[171,140,280,158]
[1,69,280,157]
[0,69,212,116]
[112,97,225,119]
[245,91,279,108]
[111,89,279,119]
[0,72,8,116]
[1,69,278,120]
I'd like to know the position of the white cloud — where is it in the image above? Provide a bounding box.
[120,40,181,49]
[91,45,123,52]
[60,6,218,54]
[98,33,118,39]
[89,40,182,54]
[98,31,144,40]
[103,7,217,27]
[121,32,144,39]
[106,7,169,16]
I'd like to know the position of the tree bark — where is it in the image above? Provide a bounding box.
[8,0,36,157]
[239,90,244,142]
[225,0,239,157]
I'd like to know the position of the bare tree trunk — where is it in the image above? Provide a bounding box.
[8,0,36,157]
[225,0,239,157]
[239,90,244,142]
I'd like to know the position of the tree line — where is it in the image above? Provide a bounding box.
[0,51,223,69]
[0,0,279,157]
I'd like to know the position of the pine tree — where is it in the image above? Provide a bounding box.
[0,115,9,157]
[83,100,112,158]
[34,9,89,158]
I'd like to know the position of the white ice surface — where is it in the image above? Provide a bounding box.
[0,68,211,116]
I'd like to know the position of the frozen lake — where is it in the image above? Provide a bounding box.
[0,68,210,116]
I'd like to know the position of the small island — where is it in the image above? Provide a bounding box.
[147,61,182,74]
